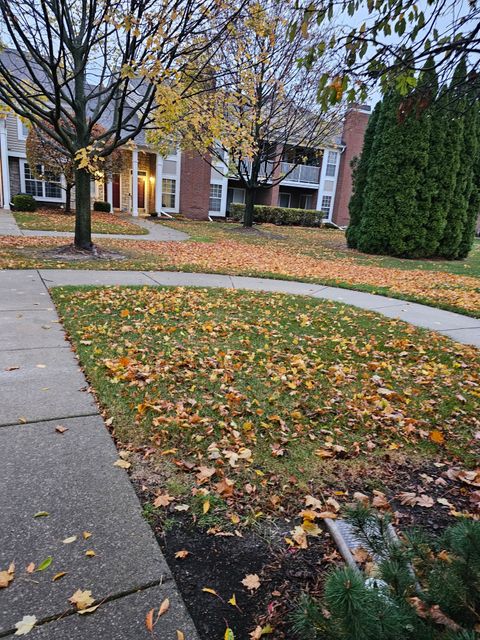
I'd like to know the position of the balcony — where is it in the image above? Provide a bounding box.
[281,162,320,184]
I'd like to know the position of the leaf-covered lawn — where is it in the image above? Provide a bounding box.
[52,286,480,523]
[1,221,480,316]
[13,209,148,235]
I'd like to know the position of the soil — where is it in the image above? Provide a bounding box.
[130,452,478,640]
[41,243,126,261]
[229,225,287,240]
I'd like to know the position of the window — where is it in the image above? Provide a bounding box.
[325,150,338,177]
[209,184,222,212]
[17,118,29,140]
[230,187,245,204]
[320,195,332,215]
[300,194,313,210]
[278,192,291,208]
[162,178,176,209]
[23,162,62,200]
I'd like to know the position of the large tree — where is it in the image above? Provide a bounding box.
[0,0,247,249]
[150,1,344,228]
[293,0,480,105]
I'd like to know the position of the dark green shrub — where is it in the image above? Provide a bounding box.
[93,200,111,213]
[291,507,480,640]
[230,203,325,227]
[11,193,37,212]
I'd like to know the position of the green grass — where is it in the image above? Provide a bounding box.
[51,285,480,518]
[13,210,148,235]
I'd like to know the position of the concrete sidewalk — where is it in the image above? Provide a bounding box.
[0,208,188,242]
[0,270,199,639]
[38,269,480,347]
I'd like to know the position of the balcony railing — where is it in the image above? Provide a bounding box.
[280,162,321,184]
[229,160,321,184]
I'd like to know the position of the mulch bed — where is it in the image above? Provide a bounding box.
[41,243,126,261]
[131,452,478,639]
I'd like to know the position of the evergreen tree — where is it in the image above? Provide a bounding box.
[457,86,480,259]
[437,60,470,259]
[346,102,381,249]
[357,84,431,258]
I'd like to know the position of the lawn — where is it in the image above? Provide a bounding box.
[2,221,480,316]
[13,208,148,235]
[52,285,480,638]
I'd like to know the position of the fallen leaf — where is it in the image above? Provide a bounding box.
[0,570,14,588]
[153,493,174,508]
[228,593,237,606]
[196,466,216,482]
[33,511,49,518]
[26,563,35,574]
[417,494,434,508]
[113,459,131,469]
[82,531,92,540]
[85,550,95,557]
[203,499,211,514]
[63,536,77,544]
[202,587,219,597]
[177,632,185,640]
[145,608,154,632]
[69,589,95,611]
[372,491,390,510]
[397,492,419,506]
[242,574,260,591]
[78,604,100,615]
[14,615,37,636]
[55,425,68,434]
[224,629,235,640]
[36,556,52,571]
[53,572,67,581]
[250,625,274,638]
[175,550,190,560]
[429,429,445,444]
[157,598,170,618]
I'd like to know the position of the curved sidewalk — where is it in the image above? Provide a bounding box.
[37,269,480,347]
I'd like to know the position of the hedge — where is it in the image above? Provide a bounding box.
[93,200,111,213]
[11,193,37,212]
[229,203,325,227]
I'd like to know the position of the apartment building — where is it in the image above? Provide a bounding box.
[0,84,370,227]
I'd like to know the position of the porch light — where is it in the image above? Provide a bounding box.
[149,175,155,183]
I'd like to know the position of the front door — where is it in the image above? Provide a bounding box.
[137,175,145,210]
[112,174,120,209]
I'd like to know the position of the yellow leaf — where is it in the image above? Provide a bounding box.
[202,587,218,596]
[53,572,67,581]
[203,499,210,514]
[113,459,131,469]
[82,531,92,540]
[228,593,237,606]
[85,550,95,557]
[176,632,185,640]
[429,429,445,444]
[78,604,100,615]
[69,589,94,611]
[120,309,130,318]
[158,598,170,618]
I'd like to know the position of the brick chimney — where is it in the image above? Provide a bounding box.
[332,105,371,227]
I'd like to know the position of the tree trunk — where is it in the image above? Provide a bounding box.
[243,187,255,228]
[65,184,72,214]
[74,168,92,250]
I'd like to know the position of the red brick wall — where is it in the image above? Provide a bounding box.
[332,108,370,226]
[179,151,211,220]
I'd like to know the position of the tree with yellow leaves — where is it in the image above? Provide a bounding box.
[0,0,248,249]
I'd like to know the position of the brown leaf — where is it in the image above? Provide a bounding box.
[153,493,174,508]
[372,490,390,510]
[196,466,216,482]
[145,608,154,632]
[175,550,190,560]
[242,573,261,591]
[157,598,170,619]
[55,425,68,434]
[113,459,131,469]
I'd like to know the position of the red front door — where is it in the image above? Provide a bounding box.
[137,176,145,209]
[112,174,120,209]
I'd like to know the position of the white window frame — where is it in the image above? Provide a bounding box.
[17,117,29,141]
[209,183,223,212]
[19,159,65,202]
[162,177,176,210]
[300,193,313,210]
[320,195,332,215]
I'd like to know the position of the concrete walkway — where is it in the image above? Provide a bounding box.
[36,269,480,347]
[0,208,188,242]
[0,270,199,639]
[0,268,478,637]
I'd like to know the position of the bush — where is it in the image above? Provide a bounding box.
[11,193,37,212]
[93,200,111,213]
[291,506,480,640]
[230,203,325,227]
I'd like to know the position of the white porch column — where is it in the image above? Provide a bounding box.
[0,118,10,209]
[106,179,113,210]
[132,148,139,217]
[155,153,163,213]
